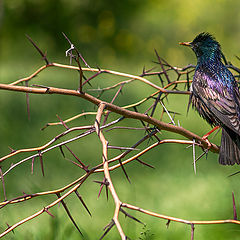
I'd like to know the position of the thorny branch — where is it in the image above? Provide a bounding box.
[0,35,240,239]
[95,103,125,239]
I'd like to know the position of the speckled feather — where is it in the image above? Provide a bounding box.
[184,32,240,165]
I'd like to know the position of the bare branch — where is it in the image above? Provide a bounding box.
[122,203,240,225]
[1,38,237,239]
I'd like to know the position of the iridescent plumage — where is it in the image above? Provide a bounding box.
[181,32,240,165]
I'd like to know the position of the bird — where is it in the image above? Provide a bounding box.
[180,32,240,165]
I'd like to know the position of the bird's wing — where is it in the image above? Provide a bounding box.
[193,68,240,134]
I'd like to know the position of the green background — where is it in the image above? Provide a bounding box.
[1,0,240,239]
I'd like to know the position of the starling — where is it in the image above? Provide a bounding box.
[180,32,240,165]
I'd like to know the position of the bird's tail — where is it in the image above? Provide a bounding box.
[219,128,240,165]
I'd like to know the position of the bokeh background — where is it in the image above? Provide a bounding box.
[1,0,240,239]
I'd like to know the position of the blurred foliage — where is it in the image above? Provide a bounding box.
[1,0,240,239]
[1,0,240,66]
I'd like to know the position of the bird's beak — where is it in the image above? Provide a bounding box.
[179,41,192,47]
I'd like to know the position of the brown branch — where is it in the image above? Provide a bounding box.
[95,103,125,239]
[1,44,235,239]
[0,173,89,208]
[10,64,51,85]
[8,62,190,94]
[42,111,97,130]
[0,170,93,238]
[0,137,227,238]
[0,125,94,162]
[122,203,240,225]
[0,84,219,156]
[0,137,195,209]
[1,118,123,178]
[88,79,133,92]
[97,139,199,172]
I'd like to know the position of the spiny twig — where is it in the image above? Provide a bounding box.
[25,34,50,65]
[1,39,239,239]
[99,220,115,240]
[56,193,83,236]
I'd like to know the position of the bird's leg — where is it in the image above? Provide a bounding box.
[202,126,220,149]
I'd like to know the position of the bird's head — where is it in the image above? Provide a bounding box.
[180,32,222,62]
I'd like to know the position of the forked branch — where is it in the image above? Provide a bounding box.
[1,35,238,239]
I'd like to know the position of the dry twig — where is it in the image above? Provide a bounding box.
[0,35,239,239]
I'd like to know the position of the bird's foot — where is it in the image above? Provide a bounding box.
[201,126,220,149]
[202,135,212,149]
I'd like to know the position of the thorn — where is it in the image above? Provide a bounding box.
[186,71,190,91]
[38,151,45,177]
[31,84,50,93]
[8,146,16,153]
[59,145,65,158]
[74,55,84,93]
[166,219,171,228]
[62,32,72,45]
[56,114,69,130]
[67,158,86,170]
[31,156,35,174]
[119,158,131,183]
[100,220,115,240]
[105,184,109,201]
[136,158,155,169]
[6,223,14,234]
[192,139,196,175]
[94,178,109,199]
[94,179,109,186]
[228,170,240,177]
[25,34,50,65]
[120,208,144,225]
[97,183,104,199]
[154,49,171,83]
[56,193,83,236]
[65,145,89,172]
[41,123,49,131]
[149,92,163,119]
[44,207,55,218]
[232,191,238,220]
[158,73,164,87]
[192,150,208,164]
[75,190,92,217]
[191,224,195,240]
